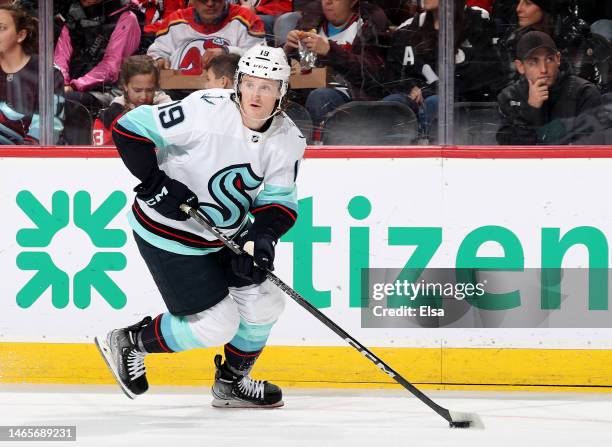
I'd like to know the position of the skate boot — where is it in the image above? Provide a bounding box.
[94,316,152,399]
[211,354,283,408]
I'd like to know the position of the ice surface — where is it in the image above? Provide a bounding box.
[1,385,611,447]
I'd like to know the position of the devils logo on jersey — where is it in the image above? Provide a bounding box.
[178,37,232,75]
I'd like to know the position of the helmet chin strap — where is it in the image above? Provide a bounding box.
[237,97,283,124]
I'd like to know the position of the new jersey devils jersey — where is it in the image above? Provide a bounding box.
[147,5,265,74]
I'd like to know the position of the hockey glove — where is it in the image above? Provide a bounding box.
[135,171,199,221]
[232,230,276,284]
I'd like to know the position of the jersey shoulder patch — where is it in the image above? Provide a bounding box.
[196,88,234,106]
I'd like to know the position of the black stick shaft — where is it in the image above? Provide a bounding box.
[182,205,453,423]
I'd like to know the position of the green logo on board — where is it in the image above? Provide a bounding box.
[16,190,127,309]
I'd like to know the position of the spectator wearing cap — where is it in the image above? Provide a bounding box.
[496,0,604,91]
[496,0,555,88]
[497,31,602,145]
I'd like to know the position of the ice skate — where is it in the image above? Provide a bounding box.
[211,354,283,408]
[95,316,152,399]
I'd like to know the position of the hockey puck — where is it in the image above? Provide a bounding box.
[449,421,471,428]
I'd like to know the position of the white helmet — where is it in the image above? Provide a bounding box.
[234,44,291,117]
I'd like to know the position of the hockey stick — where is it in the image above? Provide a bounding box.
[180,204,484,429]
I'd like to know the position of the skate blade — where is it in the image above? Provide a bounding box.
[94,335,136,400]
[211,398,284,409]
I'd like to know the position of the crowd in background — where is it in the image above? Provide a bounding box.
[0,0,610,146]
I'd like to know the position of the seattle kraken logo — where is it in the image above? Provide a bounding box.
[198,164,262,229]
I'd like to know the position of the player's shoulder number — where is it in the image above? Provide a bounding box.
[157,101,185,129]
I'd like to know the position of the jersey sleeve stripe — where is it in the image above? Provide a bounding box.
[251,203,297,221]
[112,122,153,143]
[118,106,167,148]
[253,183,297,210]
[133,202,225,247]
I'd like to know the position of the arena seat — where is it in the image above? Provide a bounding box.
[321,101,418,145]
[274,12,301,47]
[63,98,94,145]
[453,101,500,145]
[285,100,314,144]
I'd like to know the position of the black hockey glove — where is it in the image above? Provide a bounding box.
[232,230,276,284]
[134,171,199,221]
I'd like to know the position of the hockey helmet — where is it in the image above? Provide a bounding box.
[234,44,291,107]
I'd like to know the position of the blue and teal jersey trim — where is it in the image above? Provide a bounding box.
[160,313,207,351]
[118,106,167,148]
[228,318,275,352]
[252,184,298,213]
[158,313,275,353]
[128,209,222,256]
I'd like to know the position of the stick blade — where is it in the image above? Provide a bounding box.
[448,411,485,429]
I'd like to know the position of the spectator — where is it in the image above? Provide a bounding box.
[384,0,500,137]
[496,0,605,91]
[232,0,293,42]
[146,0,265,75]
[284,0,389,127]
[204,52,240,88]
[497,31,602,145]
[92,55,171,146]
[54,0,141,117]
[0,4,64,144]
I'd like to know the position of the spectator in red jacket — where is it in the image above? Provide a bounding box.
[54,0,141,116]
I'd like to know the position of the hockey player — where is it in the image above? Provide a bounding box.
[95,44,305,408]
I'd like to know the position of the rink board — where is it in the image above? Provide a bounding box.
[1,146,612,389]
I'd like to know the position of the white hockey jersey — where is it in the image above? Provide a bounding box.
[118,89,306,255]
[147,5,265,74]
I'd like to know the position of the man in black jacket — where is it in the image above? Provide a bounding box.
[497,31,603,145]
